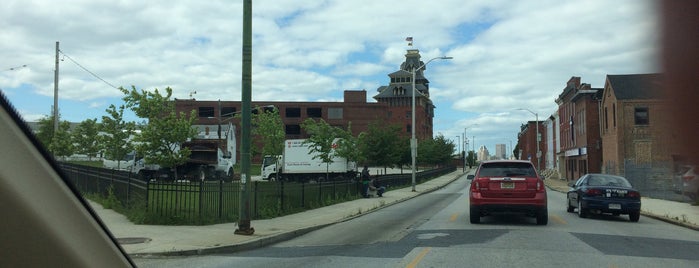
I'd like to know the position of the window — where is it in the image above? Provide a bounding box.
[604,107,608,130]
[221,107,236,117]
[286,107,301,118]
[198,106,215,117]
[286,124,301,135]
[406,124,411,133]
[613,103,617,127]
[328,107,343,119]
[307,107,322,118]
[634,107,649,125]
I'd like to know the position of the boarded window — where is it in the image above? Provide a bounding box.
[328,107,343,119]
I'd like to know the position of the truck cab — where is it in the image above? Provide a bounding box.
[261,155,282,181]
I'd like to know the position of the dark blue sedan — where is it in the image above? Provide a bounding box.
[566,174,641,222]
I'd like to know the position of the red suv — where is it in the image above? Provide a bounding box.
[468,160,548,225]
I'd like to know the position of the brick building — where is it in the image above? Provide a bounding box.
[517,120,546,171]
[174,49,438,156]
[600,73,671,175]
[555,77,603,181]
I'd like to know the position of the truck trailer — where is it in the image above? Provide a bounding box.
[261,138,356,182]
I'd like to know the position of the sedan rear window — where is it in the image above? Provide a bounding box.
[586,175,632,187]
[478,162,536,177]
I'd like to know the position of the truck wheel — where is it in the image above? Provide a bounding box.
[269,174,277,182]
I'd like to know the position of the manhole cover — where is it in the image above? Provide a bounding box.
[117,237,152,245]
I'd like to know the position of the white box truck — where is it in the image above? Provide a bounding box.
[261,138,356,182]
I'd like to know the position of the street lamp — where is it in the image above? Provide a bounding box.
[463,124,478,170]
[411,55,452,192]
[455,135,461,172]
[517,108,540,171]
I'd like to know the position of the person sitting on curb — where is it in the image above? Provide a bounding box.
[361,165,371,198]
[368,177,385,197]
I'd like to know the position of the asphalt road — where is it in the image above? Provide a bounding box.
[136,174,699,268]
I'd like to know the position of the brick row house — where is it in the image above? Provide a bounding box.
[518,73,672,184]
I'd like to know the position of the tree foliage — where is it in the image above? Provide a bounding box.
[35,114,55,149]
[99,104,135,168]
[251,106,285,158]
[362,122,403,168]
[72,118,100,160]
[417,134,455,167]
[120,86,197,179]
[335,122,363,171]
[301,118,340,164]
[49,120,75,160]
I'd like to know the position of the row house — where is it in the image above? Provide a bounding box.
[555,77,603,181]
[600,74,671,175]
[517,120,546,171]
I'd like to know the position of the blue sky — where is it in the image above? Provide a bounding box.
[0,0,659,155]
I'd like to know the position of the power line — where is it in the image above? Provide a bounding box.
[2,64,28,72]
[58,50,119,90]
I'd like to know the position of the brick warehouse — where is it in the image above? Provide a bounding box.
[174,49,437,154]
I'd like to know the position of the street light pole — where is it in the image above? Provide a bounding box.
[518,108,540,171]
[411,55,452,192]
[235,0,254,236]
[455,135,461,172]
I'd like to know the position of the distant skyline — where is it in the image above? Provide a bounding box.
[0,0,659,153]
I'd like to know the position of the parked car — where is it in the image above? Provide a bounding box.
[566,174,641,222]
[679,165,698,201]
[467,160,548,225]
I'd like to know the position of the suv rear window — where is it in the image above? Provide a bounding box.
[478,162,536,177]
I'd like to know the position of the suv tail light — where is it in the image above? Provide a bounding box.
[470,178,488,193]
[536,180,545,192]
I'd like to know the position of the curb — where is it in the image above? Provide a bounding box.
[131,171,467,257]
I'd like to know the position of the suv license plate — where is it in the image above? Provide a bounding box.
[501,182,514,189]
[609,203,621,210]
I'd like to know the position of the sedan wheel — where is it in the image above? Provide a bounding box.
[578,200,588,218]
[629,211,640,222]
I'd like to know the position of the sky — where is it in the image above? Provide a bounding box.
[0,0,660,156]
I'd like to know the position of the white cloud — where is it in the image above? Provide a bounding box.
[0,0,659,153]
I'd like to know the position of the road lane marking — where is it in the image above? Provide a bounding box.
[449,213,458,222]
[406,247,431,268]
[550,213,567,225]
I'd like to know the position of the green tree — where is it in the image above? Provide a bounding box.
[335,122,364,173]
[120,86,197,180]
[72,118,100,161]
[35,114,56,149]
[251,106,285,158]
[466,150,477,168]
[418,134,454,167]
[99,104,136,169]
[301,118,342,181]
[49,120,74,160]
[362,121,403,170]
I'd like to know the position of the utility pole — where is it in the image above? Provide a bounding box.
[235,0,254,235]
[53,41,59,132]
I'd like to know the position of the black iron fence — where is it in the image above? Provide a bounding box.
[59,163,455,225]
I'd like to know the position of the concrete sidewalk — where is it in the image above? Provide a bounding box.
[544,177,699,231]
[92,171,698,257]
[91,170,467,257]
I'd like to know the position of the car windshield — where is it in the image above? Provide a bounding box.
[3,1,699,268]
